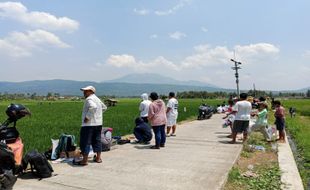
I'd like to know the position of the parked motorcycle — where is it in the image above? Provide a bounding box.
[0,104,31,173]
[197,104,214,120]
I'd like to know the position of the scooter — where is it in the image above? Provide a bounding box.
[0,104,31,173]
[197,104,214,120]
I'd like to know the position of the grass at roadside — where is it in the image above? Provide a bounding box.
[224,133,281,190]
[0,98,221,153]
[282,99,310,188]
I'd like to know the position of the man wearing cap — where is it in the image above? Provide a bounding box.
[74,85,107,165]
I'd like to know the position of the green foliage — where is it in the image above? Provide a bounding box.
[0,98,222,154]
[240,150,252,158]
[227,167,242,182]
[226,165,281,190]
[282,99,310,188]
[247,165,282,190]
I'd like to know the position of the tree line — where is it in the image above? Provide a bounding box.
[176,90,309,99]
[0,90,309,100]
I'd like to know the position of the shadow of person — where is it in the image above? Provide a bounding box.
[214,132,231,135]
[218,140,242,144]
[133,145,153,150]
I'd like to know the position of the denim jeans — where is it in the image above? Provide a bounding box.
[80,125,102,154]
[152,124,166,147]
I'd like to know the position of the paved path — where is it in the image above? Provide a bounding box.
[278,134,304,190]
[14,114,242,190]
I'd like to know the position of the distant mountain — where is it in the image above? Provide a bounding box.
[0,79,227,97]
[106,73,219,88]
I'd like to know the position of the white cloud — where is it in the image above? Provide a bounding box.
[104,42,280,72]
[148,56,179,70]
[100,42,282,89]
[106,54,179,71]
[155,0,191,16]
[181,45,232,68]
[0,38,30,57]
[0,29,70,58]
[234,43,280,63]
[181,43,280,68]
[302,50,310,58]
[133,8,150,15]
[201,27,208,32]
[106,54,137,68]
[235,43,279,55]
[169,31,186,40]
[150,34,158,39]
[0,2,79,32]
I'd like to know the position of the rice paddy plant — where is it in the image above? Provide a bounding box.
[0,98,222,153]
[282,99,310,188]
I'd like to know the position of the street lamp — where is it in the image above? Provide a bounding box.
[230,59,242,97]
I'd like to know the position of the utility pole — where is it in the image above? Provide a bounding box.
[230,59,242,97]
[253,83,256,97]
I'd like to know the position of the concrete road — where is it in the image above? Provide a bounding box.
[14,114,242,190]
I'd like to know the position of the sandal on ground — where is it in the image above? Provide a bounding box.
[170,134,176,137]
[93,155,103,163]
[72,159,88,166]
[94,159,102,163]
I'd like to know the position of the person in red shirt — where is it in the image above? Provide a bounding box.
[274,100,286,143]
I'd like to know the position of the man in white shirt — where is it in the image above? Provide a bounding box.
[74,85,107,166]
[166,92,178,137]
[139,93,152,123]
[230,93,252,144]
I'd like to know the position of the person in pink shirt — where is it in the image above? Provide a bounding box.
[148,92,167,149]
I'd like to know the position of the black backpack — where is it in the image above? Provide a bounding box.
[22,150,53,178]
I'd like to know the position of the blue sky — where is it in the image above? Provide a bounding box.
[0,0,309,91]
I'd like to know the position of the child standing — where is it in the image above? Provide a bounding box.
[274,100,286,143]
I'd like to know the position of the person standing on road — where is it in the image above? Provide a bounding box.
[139,93,152,123]
[74,85,107,166]
[274,100,286,143]
[230,93,252,144]
[148,92,167,149]
[166,92,178,137]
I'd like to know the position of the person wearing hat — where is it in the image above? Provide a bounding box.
[74,85,107,165]
[139,93,152,123]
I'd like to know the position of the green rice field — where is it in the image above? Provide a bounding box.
[282,99,310,188]
[0,98,222,154]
